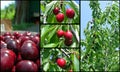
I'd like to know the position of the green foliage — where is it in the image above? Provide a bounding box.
[40,1,79,23]
[41,49,80,71]
[41,25,79,48]
[81,1,119,71]
[1,3,15,20]
[12,23,34,30]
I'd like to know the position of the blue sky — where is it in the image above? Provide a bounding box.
[1,1,15,9]
[81,1,112,39]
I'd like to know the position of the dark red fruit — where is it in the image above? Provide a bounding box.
[19,36,30,46]
[11,66,16,72]
[53,7,60,15]
[0,40,7,49]
[64,30,73,40]
[1,49,16,72]
[3,32,11,36]
[6,39,19,54]
[17,52,22,62]
[31,35,40,44]
[16,60,38,72]
[1,48,16,62]
[13,32,20,39]
[20,40,38,60]
[0,35,4,41]
[35,59,40,68]
[57,58,66,68]
[23,32,31,36]
[66,8,75,18]
[56,13,64,22]
[57,30,64,38]
[64,39,72,46]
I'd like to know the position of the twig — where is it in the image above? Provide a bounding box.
[60,49,70,58]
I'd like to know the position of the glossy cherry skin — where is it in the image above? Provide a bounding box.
[53,7,60,15]
[56,13,64,22]
[0,40,7,49]
[0,49,16,72]
[20,40,38,60]
[64,39,72,46]
[6,39,19,54]
[57,58,66,68]
[57,30,64,38]
[64,30,73,40]
[31,35,40,45]
[16,60,38,72]
[66,8,75,18]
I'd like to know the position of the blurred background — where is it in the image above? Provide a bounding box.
[1,1,40,32]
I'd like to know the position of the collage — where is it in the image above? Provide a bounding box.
[0,0,119,72]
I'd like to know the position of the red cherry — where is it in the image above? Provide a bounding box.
[57,30,64,38]
[53,7,60,15]
[20,40,38,60]
[1,49,16,72]
[64,39,72,46]
[16,60,38,72]
[56,13,64,22]
[66,8,75,18]
[57,58,66,68]
[64,30,73,40]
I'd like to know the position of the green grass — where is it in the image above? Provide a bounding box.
[12,23,35,30]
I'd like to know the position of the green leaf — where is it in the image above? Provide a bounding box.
[71,54,79,71]
[43,62,50,71]
[43,43,58,48]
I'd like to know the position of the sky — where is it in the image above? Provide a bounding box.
[81,1,112,40]
[1,1,15,9]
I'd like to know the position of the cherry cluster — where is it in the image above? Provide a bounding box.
[57,30,73,46]
[53,7,75,22]
[0,32,40,72]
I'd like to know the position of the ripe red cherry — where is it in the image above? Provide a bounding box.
[1,49,16,72]
[57,30,64,38]
[0,40,7,49]
[20,40,38,60]
[56,58,66,68]
[64,39,72,46]
[16,60,38,72]
[56,13,64,22]
[64,30,73,40]
[53,7,60,15]
[66,8,75,18]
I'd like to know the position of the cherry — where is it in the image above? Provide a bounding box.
[0,40,7,49]
[57,30,64,38]
[53,7,60,15]
[16,60,38,72]
[20,40,38,60]
[56,58,66,68]
[64,39,72,46]
[6,39,19,54]
[66,8,75,18]
[56,13,64,22]
[64,30,73,40]
[31,35,40,45]
[1,49,16,72]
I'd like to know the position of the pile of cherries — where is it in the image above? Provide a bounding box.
[57,30,73,46]
[0,32,40,72]
[53,7,75,22]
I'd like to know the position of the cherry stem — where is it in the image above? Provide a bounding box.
[60,49,70,58]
